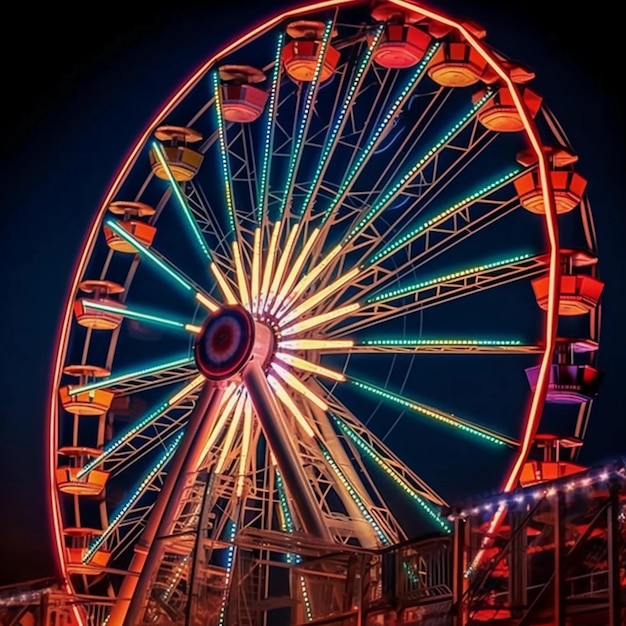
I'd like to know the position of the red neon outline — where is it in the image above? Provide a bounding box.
[389,0,560,564]
[48,0,561,609]
[47,0,357,618]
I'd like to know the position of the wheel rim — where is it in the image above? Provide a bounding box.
[48,2,601,624]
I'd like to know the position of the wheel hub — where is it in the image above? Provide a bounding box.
[194,305,274,381]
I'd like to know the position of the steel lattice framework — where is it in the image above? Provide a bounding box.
[47,2,601,626]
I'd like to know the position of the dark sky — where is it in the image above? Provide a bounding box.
[0,1,624,586]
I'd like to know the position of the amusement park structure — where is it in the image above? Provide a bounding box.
[2,0,623,624]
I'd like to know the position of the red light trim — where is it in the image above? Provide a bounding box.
[388,0,560,564]
[47,0,357,616]
[48,0,560,595]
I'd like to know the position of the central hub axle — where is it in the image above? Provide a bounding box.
[194,305,274,381]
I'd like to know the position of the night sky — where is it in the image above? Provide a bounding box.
[0,2,624,586]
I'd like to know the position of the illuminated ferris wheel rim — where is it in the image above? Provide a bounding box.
[45,0,594,620]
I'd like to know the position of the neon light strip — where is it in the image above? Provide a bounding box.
[197,383,241,467]
[270,227,320,314]
[268,374,315,438]
[168,374,204,404]
[161,555,189,602]
[68,356,194,395]
[275,352,345,382]
[104,219,193,292]
[83,431,184,563]
[49,1,551,606]
[331,414,450,533]
[280,302,359,336]
[270,363,328,411]
[151,141,212,261]
[82,300,188,331]
[319,443,388,544]
[278,338,354,351]
[368,253,532,303]
[279,267,359,324]
[195,291,220,313]
[258,220,282,313]
[275,244,343,315]
[213,72,236,236]
[275,469,295,534]
[297,24,384,218]
[251,227,262,314]
[77,375,204,478]
[46,3,368,617]
[350,378,514,447]
[265,221,300,312]
[210,262,239,305]
[217,517,238,626]
[215,392,246,473]
[277,20,333,219]
[366,168,522,266]
[360,338,525,349]
[258,34,284,223]
[232,241,250,309]
[343,90,493,245]
[321,42,440,225]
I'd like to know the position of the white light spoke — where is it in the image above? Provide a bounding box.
[258,220,282,313]
[210,261,239,305]
[280,302,359,337]
[275,352,345,382]
[271,227,320,314]
[215,392,246,474]
[279,267,360,324]
[267,374,316,438]
[277,244,343,315]
[232,241,251,309]
[278,339,354,352]
[265,221,300,313]
[197,383,240,469]
[270,363,328,411]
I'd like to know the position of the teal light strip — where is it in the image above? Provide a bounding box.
[277,20,334,219]
[367,253,532,303]
[82,431,184,563]
[213,72,236,236]
[296,24,384,218]
[82,300,187,331]
[331,414,450,533]
[218,518,238,626]
[151,141,212,262]
[366,168,521,266]
[69,356,194,396]
[258,33,284,223]
[343,89,494,245]
[77,400,169,478]
[104,219,193,292]
[360,338,523,347]
[350,378,510,447]
[276,470,313,620]
[76,372,199,479]
[321,43,440,225]
[319,443,389,544]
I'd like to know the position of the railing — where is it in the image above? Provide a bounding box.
[362,535,453,614]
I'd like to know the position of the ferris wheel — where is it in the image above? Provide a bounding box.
[48,1,603,624]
